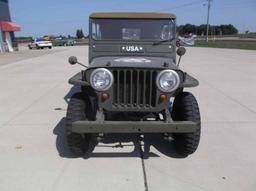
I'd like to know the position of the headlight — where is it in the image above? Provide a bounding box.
[156,70,180,92]
[90,68,113,91]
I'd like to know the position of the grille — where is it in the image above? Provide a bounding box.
[112,69,158,108]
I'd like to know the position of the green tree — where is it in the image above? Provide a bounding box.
[220,25,238,35]
[177,24,238,36]
[76,29,85,39]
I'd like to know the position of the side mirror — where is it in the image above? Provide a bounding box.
[177,47,186,57]
[68,56,78,65]
[176,47,186,67]
[68,56,87,68]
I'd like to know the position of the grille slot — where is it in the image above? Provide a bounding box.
[112,69,157,108]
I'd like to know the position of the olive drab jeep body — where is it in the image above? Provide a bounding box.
[66,13,201,157]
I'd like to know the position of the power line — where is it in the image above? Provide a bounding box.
[218,2,255,9]
[156,0,205,12]
[215,0,254,6]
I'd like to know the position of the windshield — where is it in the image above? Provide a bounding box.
[36,38,46,42]
[91,19,175,41]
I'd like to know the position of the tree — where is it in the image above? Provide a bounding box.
[177,24,238,36]
[220,25,238,35]
[177,24,197,35]
[76,29,85,39]
[197,24,207,36]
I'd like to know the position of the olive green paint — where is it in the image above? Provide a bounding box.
[68,12,199,134]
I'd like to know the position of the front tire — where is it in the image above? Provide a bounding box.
[171,92,201,156]
[66,93,95,156]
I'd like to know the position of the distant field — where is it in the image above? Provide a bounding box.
[196,33,256,39]
[75,38,89,45]
[195,40,256,50]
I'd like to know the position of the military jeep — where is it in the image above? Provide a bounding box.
[66,13,201,157]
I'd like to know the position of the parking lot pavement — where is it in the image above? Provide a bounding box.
[0,46,256,191]
[0,46,145,191]
[145,47,256,191]
[0,47,65,66]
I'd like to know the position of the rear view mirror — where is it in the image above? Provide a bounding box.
[177,47,186,57]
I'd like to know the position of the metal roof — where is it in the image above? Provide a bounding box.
[90,12,176,19]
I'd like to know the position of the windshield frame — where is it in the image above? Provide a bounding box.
[89,18,176,43]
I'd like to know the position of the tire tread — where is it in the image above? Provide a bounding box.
[66,93,91,156]
[171,92,201,155]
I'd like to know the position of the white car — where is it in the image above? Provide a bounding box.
[28,38,53,49]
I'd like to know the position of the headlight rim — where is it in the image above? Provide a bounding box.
[90,68,114,91]
[156,69,180,93]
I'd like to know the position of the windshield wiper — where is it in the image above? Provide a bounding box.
[152,37,175,46]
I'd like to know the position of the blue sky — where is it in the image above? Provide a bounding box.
[9,0,256,37]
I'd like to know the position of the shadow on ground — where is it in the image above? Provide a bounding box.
[53,118,186,159]
[54,86,186,159]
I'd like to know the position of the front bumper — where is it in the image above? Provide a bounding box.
[70,120,199,133]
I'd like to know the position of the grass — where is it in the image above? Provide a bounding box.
[194,40,256,50]
[75,38,89,45]
[196,33,256,39]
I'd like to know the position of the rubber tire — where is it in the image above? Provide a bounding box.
[66,93,94,156]
[49,46,52,49]
[171,92,201,156]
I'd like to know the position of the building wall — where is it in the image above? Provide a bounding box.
[0,0,11,22]
[0,0,14,52]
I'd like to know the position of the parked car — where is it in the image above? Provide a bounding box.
[177,35,196,46]
[28,38,52,49]
[52,37,76,46]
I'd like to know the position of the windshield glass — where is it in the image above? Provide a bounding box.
[36,38,46,42]
[91,19,175,41]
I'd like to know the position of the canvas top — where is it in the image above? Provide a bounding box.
[90,12,176,19]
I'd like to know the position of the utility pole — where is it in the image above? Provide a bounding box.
[206,0,212,42]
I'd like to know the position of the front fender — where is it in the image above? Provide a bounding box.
[68,72,90,86]
[181,73,199,88]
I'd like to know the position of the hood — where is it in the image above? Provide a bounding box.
[89,56,178,70]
